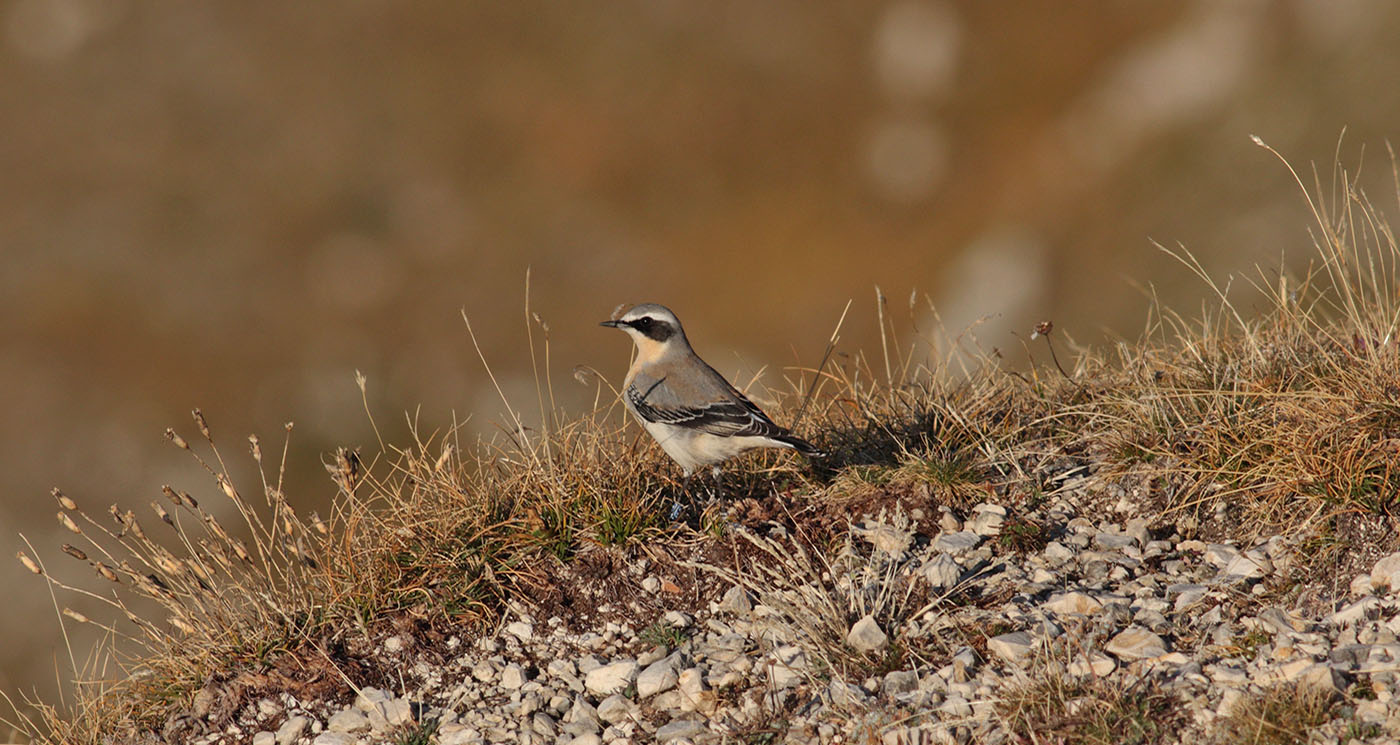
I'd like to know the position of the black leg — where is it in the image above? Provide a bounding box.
[673,472,694,522]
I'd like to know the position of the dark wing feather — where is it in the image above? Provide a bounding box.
[626,370,788,439]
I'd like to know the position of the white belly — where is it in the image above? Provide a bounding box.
[637,418,782,475]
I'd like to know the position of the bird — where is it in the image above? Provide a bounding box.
[601,303,822,494]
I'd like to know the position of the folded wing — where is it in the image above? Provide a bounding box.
[626,367,788,440]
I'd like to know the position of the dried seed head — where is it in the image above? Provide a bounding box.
[164,428,189,450]
[154,554,184,576]
[94,562,119,583]
[310,511,328,535]
[59,512,82,535]
[207,543,233,570]
[285,421,294,432]
[249,434,261,462]
[52,488,77,511]
[126,513,145,540]
[183,492,199,511]
[62,608,90,624]
[188,559,211,583]
[232,540,251,563]
[218,475,237,501]
[192,409,210,438]
[324,448,361,493]
[205,515,230,542]
[17,551,41,575]
[109,505,124,525]
[1032,320,1054,339]
[61,544,88,562]
[169,616,195,635]
[435,445,454,473]
[153,502,174,527]
[162,485,182,506]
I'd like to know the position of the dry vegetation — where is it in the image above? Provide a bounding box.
[8,145,1400,743]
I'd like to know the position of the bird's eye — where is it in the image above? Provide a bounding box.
[635,317,652,329]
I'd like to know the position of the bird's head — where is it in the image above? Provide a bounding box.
[601,303,688,360]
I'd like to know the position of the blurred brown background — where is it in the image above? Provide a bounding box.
[3,0,1399,704]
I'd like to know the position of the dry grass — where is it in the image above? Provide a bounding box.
[1213,683,1340,745]
[8,144,1400,742]
[997,670,1185,745]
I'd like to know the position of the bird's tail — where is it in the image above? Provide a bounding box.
[773,433,825,458]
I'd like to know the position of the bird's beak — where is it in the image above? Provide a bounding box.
[600,319,624,328]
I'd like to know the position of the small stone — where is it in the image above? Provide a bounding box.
[655,720,708,743]
[858,523,914,554]
[924,553,961,592]
[506,621,534,641]
[570,735,603,745]
[1223,550,1269,579]
[383,635,405,653]
[471,660,496,684]
[355,687,391,712]
[933,531,982,554]
[1204,543,1240,569]
[637,645,669,666]
[987,632,1033,663]
[277,716,309,745]
[531,713,558,737]
[1329,597,1381,627]
[883,670,918,695]
[1299,663,1345,694]
[596,694,633,725]
[1106,627,1168,660]
[585,661,638,697]
[847,615,889,652]
[637,657,679,698]
[547,659,578,679]
[770,646,807,689]
[577,654,604,674]
[1043,542,1074,563]
[1067,653,1116,677]
[327,709,369,733]
[939,696,972,718]
[311,734,357,745]
[501,663,527,690]
[1094,533,1137,550]
[1042,591,1102,616]
[677,667,716,714]
[436,724,481,745]
[968,505,1005,536]
[829,679,867,707]
[1168,583,1208,612]
[1373,553,1400,593]
[663,610,693,628]
[567,695,600,729]
[252,733,275,745]
[721,585,753,613]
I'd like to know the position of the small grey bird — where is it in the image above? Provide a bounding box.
[601,303,822,483]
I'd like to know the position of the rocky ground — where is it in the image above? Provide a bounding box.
[176,467,1400,745]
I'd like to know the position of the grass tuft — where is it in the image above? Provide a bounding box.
[1213,683,1338,745]
[997,671,1184,745]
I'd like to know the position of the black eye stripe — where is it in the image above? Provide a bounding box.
[629,316,673,342]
